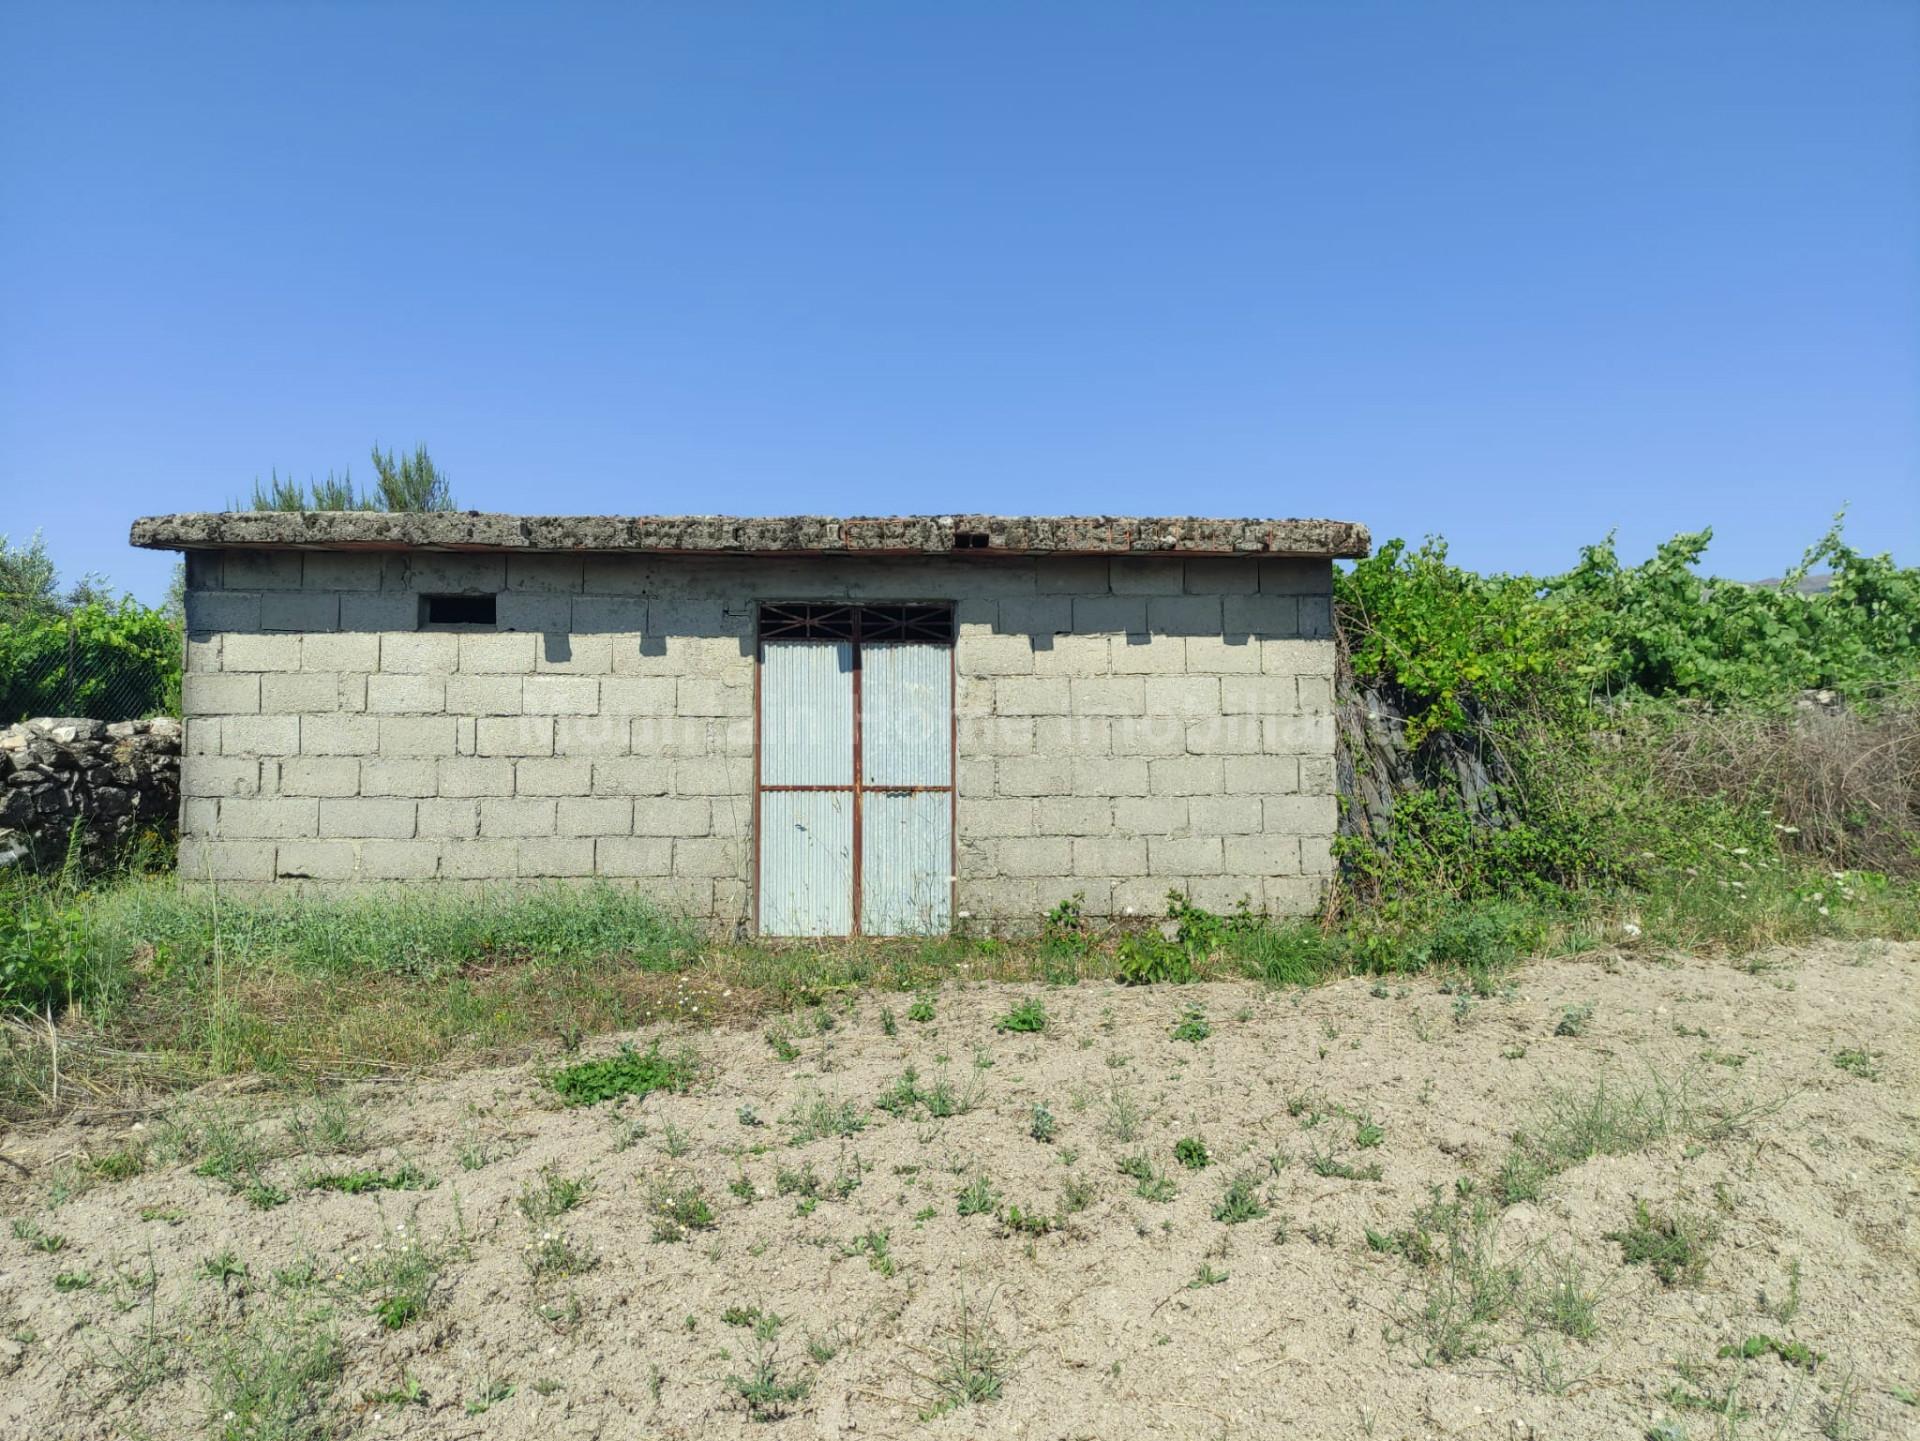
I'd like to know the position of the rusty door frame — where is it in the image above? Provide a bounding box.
[751,601,957,939]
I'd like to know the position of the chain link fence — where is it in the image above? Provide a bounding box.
[0,599,182,725]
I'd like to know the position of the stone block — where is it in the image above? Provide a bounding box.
[1184,635,1262,675]
[995,836,1073,877]
[1225,833,1300,875]
[507,554,585,591]
[1263,793,1336,835]
[1221,676,1297,715]
[676,676,751,717]
[632,797,711,836]
[360,759,438,797]
[673,837,740,877]
[278,757,360,797]
[1224,756,1301,795]
[1148,594,1221,636]
[479,798,555,837]
[415,798,480,838]
[1110,633,1186,675]
[516,757,593,795]
[184,673,260,715]
[1263,715,1336,754]
[359,840,441,879]
[445,674,523,715]
[1109,556,1185,594]
[379,716,459,757]
[553,716,627,756]
[222,715,300,756]
[318,797,415,839]
[226,550,303,589]
[340,592,418,630]
[302,714,378,756]
[439,756,515,797]
[1149,835,1224,875]
[1067,677,1143,716]
[460,632,536,674]
[996,756,1071,796]
[222,633,302,673]
[558,796,632,835]
[1224,595,1299,638]
[571,595,649,633]
[1073,836,1144,876]
[516,838,596,877]
[275,841,358,881]
[301,552,384,591]
[1072,595,1146,635]
[1183,558,1259,594]
[1144,675,1219,718]
[493,592,572,634]
[522,675,600,715]
[220,797,320,839]
[958,633,1034,677]
[596,835,673,876]
[1149,755,1221,796]
[181,755,260,798]
[439,839,519,879]
[1189,795,1263,835]
[477,715,555,756]
[186,591,263,632]
[367,673,445,714]
[260,591,339,632]
[178,838,276,881]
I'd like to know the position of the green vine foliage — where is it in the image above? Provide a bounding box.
[0,601,182,723]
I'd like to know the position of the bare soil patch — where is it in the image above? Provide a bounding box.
[2,940,1916,1439]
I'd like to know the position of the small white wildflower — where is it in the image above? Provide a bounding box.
[1817,906,1830,917]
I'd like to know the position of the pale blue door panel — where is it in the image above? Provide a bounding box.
[860,643,951,786]
[760,641,853,786]
[861,789,952,936]
[759,790,853,936]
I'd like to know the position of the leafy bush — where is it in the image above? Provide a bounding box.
[0,600,181,723]
[550,1043,696,1106]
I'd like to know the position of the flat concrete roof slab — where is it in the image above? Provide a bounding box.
[131,512,1369,558]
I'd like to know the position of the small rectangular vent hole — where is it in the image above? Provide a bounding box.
[420,593,497,628]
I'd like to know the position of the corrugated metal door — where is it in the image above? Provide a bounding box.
[755,609,953,937]
[859,643,952,935]
[757,641,854,936]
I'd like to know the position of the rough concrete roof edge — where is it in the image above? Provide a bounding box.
[130,512,1370,558]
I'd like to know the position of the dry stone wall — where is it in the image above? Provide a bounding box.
[0,716,182,870]
[178,550,1337,928]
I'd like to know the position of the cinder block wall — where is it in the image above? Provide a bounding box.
[179,550,1336,928]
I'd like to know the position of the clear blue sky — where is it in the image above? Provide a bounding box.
[3,1,1915,605]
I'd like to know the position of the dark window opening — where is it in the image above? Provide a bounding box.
[758,602,953,645]
[953,531,991,549]
[420,593,497,628]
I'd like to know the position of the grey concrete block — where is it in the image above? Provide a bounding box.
[223,633,302,673]
[1072,595,1147,635]
[1033,556,1110,594]
[1144,675,1219,718]
[1263,794,1336,835]
[301,552,385,591]
[1183,635,1262,675]
[1148,594,1221,636]
[672,837,740,878]
[1183,558,1258,594]
[1296,675,1334,714]
[360,840,441,879]
[1263,715,1336,754]
[226,550,304,590]
[995,836,1072,877]
[1110,556,1185,595]
[596,836,673,876]
[959,634,1034,677]
[516,757,592,796]
[522,675,599,715]
[1115,796,1184,834]
[996,596,1072,637]
[1032,634,1111,678]
[507,554,585,592]
[959,797,1037,838]
[1184,717,1263,755]
[675,677,751,717]
[367,673,446,714]
[1224,756,1301,795]
[445,674,523,715]
[439,757,515,797]
[1148,756,1221,796]
[594,676,674,718]
[460,632,536,674]
[1073,836,1144,876]
[558,797,633,835]
[184,673,260,715]
[381,633,457,674]
[1149,835,1224,875]
[571,595,648,633]
[220,797,320,839]
[185,590,262,632]
[477,715,555,756]
[1260,638,1336,678]
[1065,677,1142,715]
[178,838,276,881]
[379,716,459,757]
[1111,716,1185,756]
[1259,557,1331,596]
[1263,876,1324,914]
[275,841,358,881]
[221,715,301,756]
[995,677,1069,716]
[301,632,381,672]
[591,757,671,796]
[415,799,480,838]
[533,634,613,674]
[632,797,710,836]
[318,797,416,839]
[261,591,340,632]
[360,759,438,797]
[440,839,519,879]
[479,798,556,837]
[1223,595,1299,638]
[673,757,749,795]
[496,592,573,634]
[996,756,1071,796]
[1225,834,1300,875]
[1189,795,1262,835]
[278,757,361,797]
[410,553,506,593]
[340,591,418,630]
[552,716,628,756]
[1221,676,1298,715]
[181,755,260,798]
[1110,634,1186,675]
[185,633,221,674]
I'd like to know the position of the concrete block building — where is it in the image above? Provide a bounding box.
[133,513,1369,935]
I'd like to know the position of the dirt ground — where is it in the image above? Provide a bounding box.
[2,939,1916,1440]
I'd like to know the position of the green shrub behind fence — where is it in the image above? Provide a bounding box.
[0,603,181,724]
